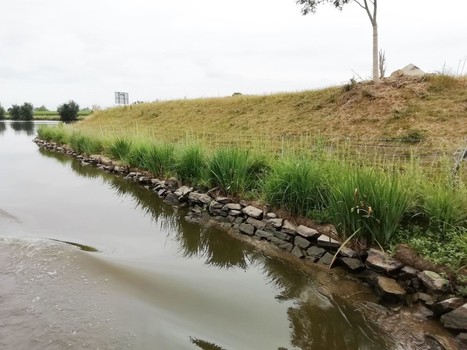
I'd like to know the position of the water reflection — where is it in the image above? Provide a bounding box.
[0,122,6,135]
[10,121,35,135]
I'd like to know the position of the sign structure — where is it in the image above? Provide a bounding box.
[114,92,129,105]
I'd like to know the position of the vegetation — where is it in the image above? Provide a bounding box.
[57,100,80,123]
[35,76,467,272]
[0,105,5,120]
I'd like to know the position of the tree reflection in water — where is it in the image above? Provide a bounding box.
[10,121,35,135]
[0,121,6,135]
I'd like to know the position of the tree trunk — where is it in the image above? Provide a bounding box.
[372,21,379,82]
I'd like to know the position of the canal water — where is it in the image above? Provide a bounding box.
[0,121,457,350]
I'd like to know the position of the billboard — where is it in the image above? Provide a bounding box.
[114,92,129,105]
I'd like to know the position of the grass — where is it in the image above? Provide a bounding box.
[174,144,207,185]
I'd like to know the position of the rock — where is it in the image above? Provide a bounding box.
[338,246,359,258]
[398,266,419,280]
[365,248,403,273]
[317,234,340,249]
[174,186,192,197]
[432,298,465,317]
[306,246,326,261]
[239,223,255,236]
[242,205,263,219]
[440,304,467,331]
[269,237,294,252]
[376,276,406,301]
[296,225,319,239]
[188,192,212,205]
[291,246,305,259]
[246,217,266,230]
[157,189,167,197]
[229,210,242,217]
[412,303,434,320]
[341,257,365,272]
[456,333,467,346]
[266,212,277,219]
[255,230,274,240]
[273,230,293,243]
[215,196,232,204]
[417,292,437,306]
[318,252,334,266]
[390,63,425,78]
[294,236,311,250]
[281,220,297,235]
[234,217,244,225]
[222,203,242,211]
[417,271,450,293]
[164,193,180,206]
[209,201,224,210]
[267,218,283,229]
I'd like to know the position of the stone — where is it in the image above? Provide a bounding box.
[296,225,319,239]
[209,201,224,210]
[306,246,326,261]
[229,210,242,217]
[456,333,467,346]
[239,223,255,236]
[281,220,297,235]
[273,230,293,243]
[266,212,277,219]
[267,218,283,229]
[365,248,403,273]
[157,189,167,197]
[440,304,467,331]
[234,217,244,225]
[338,246,358,258]
[242,205,263,219]
[432,298,465,317]
[294,236,311,250]
[318,252,334,266]
[417,292,437,306]
[398,266,419,280]
[417,271,450,293]
[390,63,425,78]
[269,237,293,251]
[255,230,274,240]
[188,192,212,205]
[246,217,266,230]
[341,257,365,272]
[222,203,242,211]
[164,193,180,206]
[376,276,406,301]
[174,186,192,197]
[317,234,341,249]
[291,246,305,259]
[215,196,232,204]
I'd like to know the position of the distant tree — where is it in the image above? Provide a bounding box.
[20,102,34,120]
[57,100,80,123]
[9,105,21,120]
[0,105,5,120]
[34,105,49,112]
[296,0,379,82]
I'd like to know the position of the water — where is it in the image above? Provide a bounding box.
[0,121,458,350]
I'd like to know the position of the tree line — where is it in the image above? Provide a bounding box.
[0,100,81,123]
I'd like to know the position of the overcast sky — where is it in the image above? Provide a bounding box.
[1,0,466,109]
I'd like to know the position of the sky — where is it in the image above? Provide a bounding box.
[1,0,466,110]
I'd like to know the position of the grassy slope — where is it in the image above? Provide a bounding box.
[75,76,467,153]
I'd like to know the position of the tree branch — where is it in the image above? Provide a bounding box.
[353,0,366,10]
[362,0,374,22]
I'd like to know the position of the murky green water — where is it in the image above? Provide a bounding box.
[0,121,457,350]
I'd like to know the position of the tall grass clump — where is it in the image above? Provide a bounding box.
[37,125,68,144]
[175,144,207,185]
[107,137,133,161]
[263,159,328,217]
[125,142,150,168]
[141,143,175,177]
[208,148,268,195]
[68,131,103,155]
[328,168,413,247]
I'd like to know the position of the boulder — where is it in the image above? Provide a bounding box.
[246,217,266,230]
[273,230,293,243]
[376,276,406,301]
[267,218,283,229]
[215,196,232,204]
[341,257,365,272]
[432,297,465,317]
[239,223,255,236]
[318,252,334,266]
[291,246,305,259]
[281,220,297,235]
[188,192,212,205]
[163,193,180,206]
[365,248,403,273]
[296,225,319,239]
[266,212,277,219]
[269,237,294,252]
[255,230,274,240]
[306,246,326,261]
[222,203,242,211]
[440,304,467,331]
[390,64,425,78]
[317,234,340,249]
[338,246,359,258]
[174,186,192,197]
[417,270,450,293]
[294,236,311,250]
[242,205,263,219]
[398,266,419,280]
[229,210,242,217]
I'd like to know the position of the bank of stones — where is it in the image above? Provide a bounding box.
[34,139,467,343]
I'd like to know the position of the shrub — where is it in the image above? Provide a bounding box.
[263,159,327,216]
[141,143,175,177]
[20,103,34,120]
[58,100,80,123]
[108,137,133,161]
[175,144,207,185]
[9,105,21,120]
[208,148,267,195]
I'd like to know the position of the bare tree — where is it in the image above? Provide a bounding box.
[296,0,379,82]
[379,49,386,79]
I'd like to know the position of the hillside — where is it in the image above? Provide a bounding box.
[76,75,467,155]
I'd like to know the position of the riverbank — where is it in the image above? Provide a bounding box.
[34,138,467,347]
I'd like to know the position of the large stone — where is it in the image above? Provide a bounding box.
[242,205,263,219]
[246,217,266,230]
[188,192,212,205]
[317,234,340,249]
[440,304,467,331]
[273,230,293,243]
[432,297,465,317]
[269,237,293,252]
[268,218,283,229]
[318,252,334,266]
[215,196,232,204]
[296,225,319,239]
[390,63,425,78]
[294,236,311,249]
[376,276,406,301]
[239,223,255,236]
[255,230,274,240]
[174,185,192,197]
[306,246,326,261]
[456,333,467,346]
[222,203,242,211]
[365,248,403,273]
[338,246,358,258]
[266,212,277,219]
[417,270,450,293]
[341,257,365,272]
[163,193,180,206]
[291,246,305,259]
[398,266,419,280]
[281,220,297,235]
[209,201,224,210]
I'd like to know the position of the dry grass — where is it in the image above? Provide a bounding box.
[75,76,467,159]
